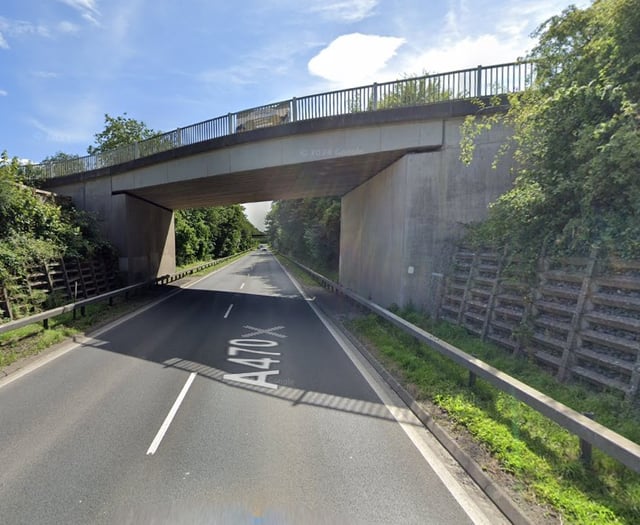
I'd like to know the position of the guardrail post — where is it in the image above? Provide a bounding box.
[291,98,298,122]
[372,83,378,110]
[581,412,595,467]
[43,318,49,330]
[476,65,483,97]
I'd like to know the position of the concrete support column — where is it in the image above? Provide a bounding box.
[340,117,514,313]
[118,195,175,283]
[49,176,176,284]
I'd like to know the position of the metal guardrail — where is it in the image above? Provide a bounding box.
[0,254,239,336]
[286,257,640,475]
[33,61,535,179]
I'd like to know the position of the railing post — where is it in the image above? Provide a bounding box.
[476,65,483,97]
[581,412,595,467]
[176,127,182,147]
[227,113,233,135]
[291,97,297,122]
[372,82,378,110]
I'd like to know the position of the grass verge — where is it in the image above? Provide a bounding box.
[347,310,640,524]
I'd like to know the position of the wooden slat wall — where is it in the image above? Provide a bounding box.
[439,249,640,400]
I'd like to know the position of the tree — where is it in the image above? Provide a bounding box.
[266,197,341,272]
[87,113,160,155]
[174,205,259,265]
[465,0,640,258]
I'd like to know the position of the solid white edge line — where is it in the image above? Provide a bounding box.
[0,255,251,391]
[274,257,496,525]
[146,372,197,455]
[224,304,234,319]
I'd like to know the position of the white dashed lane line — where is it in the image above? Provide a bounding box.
[224,304,234,319]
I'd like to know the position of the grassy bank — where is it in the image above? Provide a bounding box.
[348,310,640,524]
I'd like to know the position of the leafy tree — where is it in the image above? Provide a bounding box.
[266,197,341,271]
[87,113,160,155]
[174,205,259,265]
[465,0,640,258]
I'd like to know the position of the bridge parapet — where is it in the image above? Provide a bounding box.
[34,61,534,179]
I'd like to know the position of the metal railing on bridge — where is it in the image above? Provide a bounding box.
[34,61,535,179]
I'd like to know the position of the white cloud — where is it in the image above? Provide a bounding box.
[389,0,593,79]
[0,89,8,96]
[308,33,406,85]
[58,20,80,33]
[308,0,378,22]
[59,0,101,26]
[403,34,527,75]
[0,17,50,44]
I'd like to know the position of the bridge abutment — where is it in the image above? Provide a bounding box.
[51,178,175,283]
[339,118,514,314]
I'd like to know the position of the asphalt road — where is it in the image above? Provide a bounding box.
[0,251,509,524]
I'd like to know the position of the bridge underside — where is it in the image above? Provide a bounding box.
[117,150,423,209]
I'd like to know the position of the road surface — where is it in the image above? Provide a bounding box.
[0,252,509,524]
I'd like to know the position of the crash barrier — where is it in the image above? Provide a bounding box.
[284,256,640,476]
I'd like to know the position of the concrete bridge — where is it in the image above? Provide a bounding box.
[41,62,533,312]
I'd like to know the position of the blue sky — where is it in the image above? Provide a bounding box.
[1,0,588,226]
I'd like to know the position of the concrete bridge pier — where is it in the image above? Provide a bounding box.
[112,194,176,283]
[339,118,514,315]
[56,177,176,283]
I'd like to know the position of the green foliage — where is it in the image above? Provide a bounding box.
[174,205,258,266]
[462,0,640,259]
[87,113,160,155]
[0,151,114,322]
[266,197,340,272]
[376,71,451,110]
[0,151,112,287]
